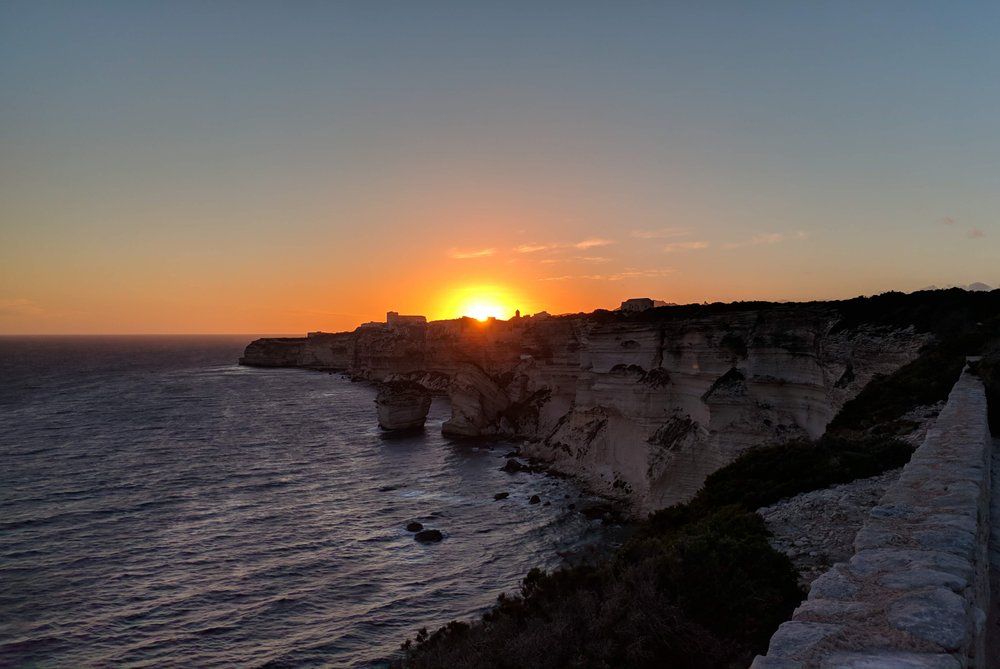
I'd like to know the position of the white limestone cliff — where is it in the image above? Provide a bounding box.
[496,313,927,512]
[441,363,510,438]
[241,307,929,514]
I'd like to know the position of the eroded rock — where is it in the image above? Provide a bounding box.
[376,380,431,431]
[244,304,933,515]
[442,363,510,437]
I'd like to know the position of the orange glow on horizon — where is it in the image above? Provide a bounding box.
[464,301,506,321]
[435,284,526,322]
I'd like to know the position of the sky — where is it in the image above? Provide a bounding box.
[1,1,998,334]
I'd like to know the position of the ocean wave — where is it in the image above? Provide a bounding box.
[0,337,611,668]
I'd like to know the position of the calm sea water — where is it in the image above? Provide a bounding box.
[0,336,612,668]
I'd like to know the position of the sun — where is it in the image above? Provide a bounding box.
[439,285,521,321]
[464,300,506,321]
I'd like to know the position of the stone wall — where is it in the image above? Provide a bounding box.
[752,362,994,669]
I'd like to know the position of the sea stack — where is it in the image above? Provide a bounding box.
[375,380,432,432]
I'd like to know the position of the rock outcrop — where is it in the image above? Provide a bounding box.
[375,380,432,432]
[239,331,354,369]
[441,363,510,437]
[241,303,936,513]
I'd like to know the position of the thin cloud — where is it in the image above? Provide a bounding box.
[449,247,495,259]
[540,256,614,265]
[540,268,674,282]
[608,268,675,280]
[942,216,956,226]
[663,241,710,253]
[630,227,690,239]
[515,243,555,254]
[574,238,614,249]
[515,238,615,254]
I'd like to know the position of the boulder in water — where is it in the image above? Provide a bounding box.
[414,529,443,543]
[501,459,526,473]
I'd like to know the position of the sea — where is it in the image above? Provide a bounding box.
[0,336,615,669]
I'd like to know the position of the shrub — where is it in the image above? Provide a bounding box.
[828,347,967,435]
[397,562,742,669]
[683,436,912,514]
[633,507,802,648]
[399,509,798,669]
[399,418,914,668]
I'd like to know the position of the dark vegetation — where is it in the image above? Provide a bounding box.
[397,289,1000,669]
[592,287,1000,332]
[829,289,1000,438]
[829,288,999,339]
[396,438,914,666]
[671,436,912,519]
[397,505,800,669]
[828,349,967,435]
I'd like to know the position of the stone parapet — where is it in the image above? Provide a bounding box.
[752,362,993,668]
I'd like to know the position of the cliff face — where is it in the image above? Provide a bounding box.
[507,311,924,510]
[239,332,354,369]
[240,308,927,513]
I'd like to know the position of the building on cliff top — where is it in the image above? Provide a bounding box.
[619,297,668,313]
[386,311,427,326]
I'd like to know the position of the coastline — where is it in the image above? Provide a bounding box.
[239,292,985,515]
[231,291,1000,668]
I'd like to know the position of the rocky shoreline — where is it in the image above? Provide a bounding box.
[241,299,936,515]
[350,369,632,529]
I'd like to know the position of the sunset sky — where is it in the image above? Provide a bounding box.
[2,2,998,334]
